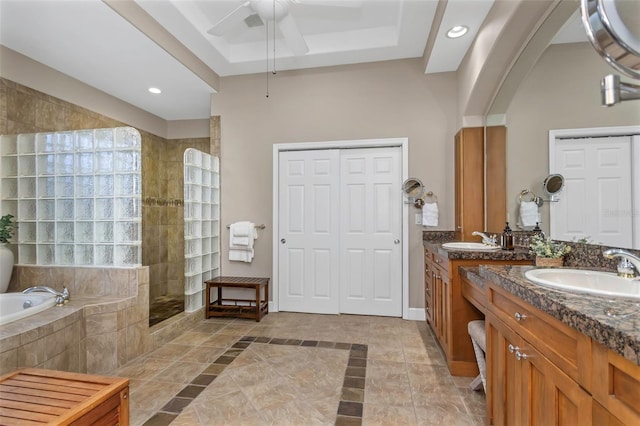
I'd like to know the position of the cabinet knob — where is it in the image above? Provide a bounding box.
[508,344,518,353]
[515,350,528,361]
[514,312,527,321]
[435,259,441,264]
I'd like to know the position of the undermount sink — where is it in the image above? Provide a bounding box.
[441,242,500,251]
[525,268,640,300]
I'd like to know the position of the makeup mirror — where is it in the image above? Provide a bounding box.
[543,174,565,201]
[402,178,426,203]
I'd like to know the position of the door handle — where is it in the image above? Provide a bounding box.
[281,238,286,244]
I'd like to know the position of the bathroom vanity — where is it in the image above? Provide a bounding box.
[423,238,532,376]
[462,265,640,425]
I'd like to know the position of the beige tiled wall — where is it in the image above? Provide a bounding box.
[142,136,210,301]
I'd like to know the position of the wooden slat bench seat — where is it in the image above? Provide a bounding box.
[0,368,129,425]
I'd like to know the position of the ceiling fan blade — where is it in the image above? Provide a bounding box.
[207,1,253,36]
[278,14,309,55]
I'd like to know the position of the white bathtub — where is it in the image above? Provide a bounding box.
[0,293,57,326]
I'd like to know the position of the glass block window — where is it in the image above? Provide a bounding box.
[0,127,142,267]
[184,148,220,312]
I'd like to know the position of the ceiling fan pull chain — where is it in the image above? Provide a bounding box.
[272,0,277,75]
[265,19,270,98]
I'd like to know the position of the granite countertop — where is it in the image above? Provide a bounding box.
[476,264,640,365]
[423,240,534,262]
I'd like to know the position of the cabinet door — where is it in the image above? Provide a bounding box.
[440,271,450,352]
[486,314,520,426]
[454,127,484,241]
[454,131,463,237]
[433,269,442,340]
[432,267,450,357]
[519,341,592,425]
[488,313,592,426]
[424,251,434,326]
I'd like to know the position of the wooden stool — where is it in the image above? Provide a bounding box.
[204,276,269,321]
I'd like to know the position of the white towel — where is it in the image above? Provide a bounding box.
[229,249,253,262]
[422,202,439,227]
[518,201,541,228]
[229,221,258,263]
[230,221,254,247]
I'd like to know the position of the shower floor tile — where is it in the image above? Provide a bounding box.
[149,295,184,327]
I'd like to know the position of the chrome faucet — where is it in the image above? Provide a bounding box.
[472,231,498,246]
[22,286,70,306]
[603,249,640,279]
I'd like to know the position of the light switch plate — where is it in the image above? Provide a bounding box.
[415,213,422,225]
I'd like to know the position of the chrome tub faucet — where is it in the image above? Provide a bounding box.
[472,231,498,246]
[603,248,640,279]
[22,286,70,306]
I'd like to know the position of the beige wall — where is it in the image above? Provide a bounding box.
[504,43,640,233]
[212,58,458,309]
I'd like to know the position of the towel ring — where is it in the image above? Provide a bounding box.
[519,190,543,207]
[519,189,536,203]
[424,191,437,203]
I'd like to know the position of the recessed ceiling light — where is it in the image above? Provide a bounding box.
[148,87,162,94]
[446,25,469,39]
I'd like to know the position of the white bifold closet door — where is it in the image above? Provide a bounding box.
[278,147,402,316]
[278,149,341,314]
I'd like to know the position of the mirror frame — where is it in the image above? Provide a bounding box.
[543,174,565,196]
[402,178,426,201]
[580,0,640,79]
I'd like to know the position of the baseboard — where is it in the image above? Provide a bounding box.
[269,302,423,320]
[406,307,426,321]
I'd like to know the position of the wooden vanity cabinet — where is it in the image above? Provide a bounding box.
[485,281,640,426]
[486,310,592,425]
[454,127,485,241]
[454,126,507,239]
[423,246,530,376]
[591,340,640,424]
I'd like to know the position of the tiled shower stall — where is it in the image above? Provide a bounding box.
[0,79,220,328]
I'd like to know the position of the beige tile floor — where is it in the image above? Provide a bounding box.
[110,312,485,425]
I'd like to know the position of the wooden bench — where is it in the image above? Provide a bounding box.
[205,276,269,322]
[0,368,129,425]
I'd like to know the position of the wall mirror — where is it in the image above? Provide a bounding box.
[487,1,640,250]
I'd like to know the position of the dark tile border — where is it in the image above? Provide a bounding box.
[142,335,368,426]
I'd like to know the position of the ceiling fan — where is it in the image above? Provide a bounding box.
[207,0,362,56]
